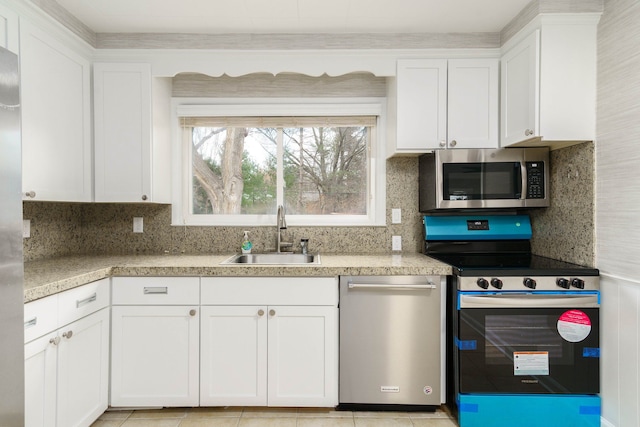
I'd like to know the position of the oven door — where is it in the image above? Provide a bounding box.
[456,292,599,394]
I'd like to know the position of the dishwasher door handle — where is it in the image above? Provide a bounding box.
[348,282,436,290]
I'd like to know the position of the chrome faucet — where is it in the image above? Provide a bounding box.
[276,205,292,253]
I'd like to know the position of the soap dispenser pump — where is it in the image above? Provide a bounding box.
[241,231,253,254]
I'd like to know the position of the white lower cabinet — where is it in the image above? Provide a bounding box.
[110,277,200,407]
[24,279,110,427]
[55,309,110,427]
[267,305,338,407]
[200,306,268,406]
[200,277,339,407]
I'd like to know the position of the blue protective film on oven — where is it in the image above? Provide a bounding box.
[457,394,601,427]
[583,347,601,358]
[424,215,532,241]
[455,337,477,351]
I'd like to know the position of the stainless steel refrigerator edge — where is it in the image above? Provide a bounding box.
[0,46,25,426]
[339,276,445,409]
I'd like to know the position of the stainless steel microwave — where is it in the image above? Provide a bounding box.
[419,148,550,211]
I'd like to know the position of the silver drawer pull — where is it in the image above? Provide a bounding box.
[348,283,436,290]
[76,293,97,308]
[24,317,38,329]
[144,286,168,294]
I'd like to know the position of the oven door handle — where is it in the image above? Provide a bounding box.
[459,293,599,309]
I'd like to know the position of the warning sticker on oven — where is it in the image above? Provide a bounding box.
[557,310,592,342]
[514,351,549,376]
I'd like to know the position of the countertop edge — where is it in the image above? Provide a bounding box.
[24,254,452,303]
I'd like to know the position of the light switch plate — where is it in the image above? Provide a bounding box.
[391,208,401,224]
[133,217,144,233]
[23,219,30,238]
[392,235,402,251]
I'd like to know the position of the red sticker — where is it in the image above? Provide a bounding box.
[557,310,591,342]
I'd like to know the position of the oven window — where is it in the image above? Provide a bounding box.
[485,315,566,365]
[457,307,600,394]
[443,162,521,200]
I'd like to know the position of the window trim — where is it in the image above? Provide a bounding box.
[171,98,387,227]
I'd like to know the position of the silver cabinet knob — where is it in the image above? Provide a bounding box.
[189,309,197,316]
[258,309,265,317]
[525,129,534,136]
[25,191,36,198]
[49,336,60,346]
[62,330,73,339]
[439,140,446,148]
[141,194,148,201]
[269,309,276,316]
[450,140,457,147]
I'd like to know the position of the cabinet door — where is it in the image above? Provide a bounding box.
[448,59,499,149]
[396,59,447,151]
[56,308,109,427]
[94,63,152,203]
[20,20,92,202]
[200,306,268,406]
[111,305,199,407]
[25,333,58,427]
[501,30,540,146]
[267,306,338,407]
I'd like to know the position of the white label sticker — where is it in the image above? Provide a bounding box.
[557,310,592,342]
[514,351,549,376]
[380,386,399,393]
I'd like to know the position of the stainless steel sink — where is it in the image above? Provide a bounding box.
[221,253,321,265]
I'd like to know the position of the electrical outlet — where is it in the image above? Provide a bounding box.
[133,217,144,233]
[23,219,30,238]
[392,235,402,251]
[391,208,401,224]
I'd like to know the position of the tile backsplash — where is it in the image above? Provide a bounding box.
[23,144,596,267]
[529,142,595,266]
[23,157,423,261]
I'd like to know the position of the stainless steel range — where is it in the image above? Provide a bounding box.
[423,215,601,427]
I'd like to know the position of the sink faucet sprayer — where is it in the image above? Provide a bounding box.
[276,205,292,253]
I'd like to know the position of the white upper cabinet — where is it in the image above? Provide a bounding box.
[393,59,447,153]
[93,63,171,203]
[389,58,499,156]
[500,16,599,147]
[447,59,499,150]
[0,3,19,53]
[20,19,92,202]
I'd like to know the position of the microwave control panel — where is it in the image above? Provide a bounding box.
[526,162,545,199]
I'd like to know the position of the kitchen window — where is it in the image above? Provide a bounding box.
[171,100,386,226]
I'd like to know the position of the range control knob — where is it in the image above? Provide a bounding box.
[476,278,489,289]
[490,278,503,289]
[556,278,571,289]
[571,278,585,289]
[523,278,537,289]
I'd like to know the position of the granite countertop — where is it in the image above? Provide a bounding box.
[23,253,452,303]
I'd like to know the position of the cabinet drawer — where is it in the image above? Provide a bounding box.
[201,277,338,306]
[24,294,58,343]
[58,279,110,327]
[112,277,200,305]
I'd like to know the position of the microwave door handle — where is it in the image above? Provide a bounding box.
[520,163,527,200]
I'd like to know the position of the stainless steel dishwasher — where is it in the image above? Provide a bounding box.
[338,275,445,410]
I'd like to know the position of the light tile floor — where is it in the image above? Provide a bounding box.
[91,407,459,427]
